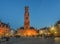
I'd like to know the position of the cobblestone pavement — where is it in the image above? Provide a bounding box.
[0,37,60,44]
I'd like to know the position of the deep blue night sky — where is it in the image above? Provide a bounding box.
[0,0,60,29]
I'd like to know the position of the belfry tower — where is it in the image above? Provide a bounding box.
[24,6,30,29]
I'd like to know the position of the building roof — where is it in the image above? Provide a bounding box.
[56,20,60,24]
[20,27,24,29]
[39,27,49,30]
[19,27,35,29]
[0,21,10,28]
[55,20,60,26]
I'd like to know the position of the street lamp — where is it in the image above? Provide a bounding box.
[51,26,55,30]
[40,31,43,34]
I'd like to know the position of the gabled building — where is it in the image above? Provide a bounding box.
[39,27,51,37]
[49,20,60,37]
[0,21,11,38]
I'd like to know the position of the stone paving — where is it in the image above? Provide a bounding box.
[0,37,60,44]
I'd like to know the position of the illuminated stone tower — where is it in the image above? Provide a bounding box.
[24,6,30,29]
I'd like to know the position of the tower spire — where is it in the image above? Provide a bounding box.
[25,0,29,6]
[24,6,30,29]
